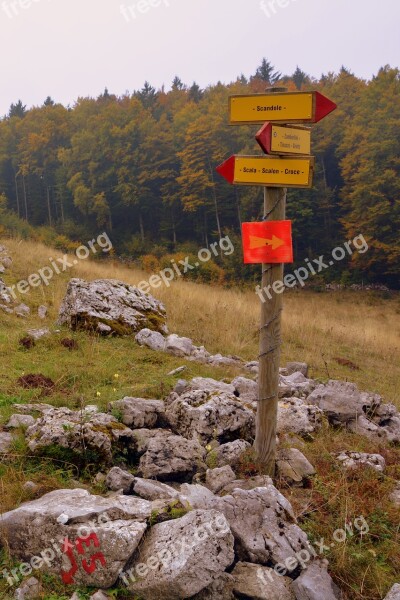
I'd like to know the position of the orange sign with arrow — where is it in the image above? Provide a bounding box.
[242,221,293,264]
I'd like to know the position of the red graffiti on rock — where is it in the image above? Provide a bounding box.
[61,533,107,584]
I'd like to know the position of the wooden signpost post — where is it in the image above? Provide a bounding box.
[217,88,337,475]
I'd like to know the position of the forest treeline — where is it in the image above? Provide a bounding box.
[0,60,399,287]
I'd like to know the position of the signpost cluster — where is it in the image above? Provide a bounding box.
[216,88,337,475]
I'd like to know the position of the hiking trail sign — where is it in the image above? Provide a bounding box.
[216,87,337,476]
[256,123,311,156]
[216,155,314,188]
[229,91,337,124]
[242,220,293,264]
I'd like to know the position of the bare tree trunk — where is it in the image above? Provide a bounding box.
[14,172,20,217]
[47,186,52,227]
[22,175,28,222]
[139,212,145,242]
[204,210,209,248]
[235,188,242,229]
[208,158,222,243]
[171,211,177,247]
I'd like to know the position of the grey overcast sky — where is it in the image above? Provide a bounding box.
[0,0,398,115]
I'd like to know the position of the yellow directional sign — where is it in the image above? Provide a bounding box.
[229,91,337,124]
[216,155,315,188]
[256,123,311,155]
[271,125,311,155]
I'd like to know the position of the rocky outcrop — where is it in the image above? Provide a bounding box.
[205,485,310,567]
[108,397,165,428]
[0,489,153,588]
[25,408,136,465]
[306,380,400,443]
[58,279,168,335]
[336,451,386,473]
[138,433,206,482]
[165,388,255,444]
[135,328,243,368]
[126,509,234,599]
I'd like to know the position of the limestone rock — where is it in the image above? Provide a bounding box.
[132,478,179,501]
[139,433,206,482]
[0,431,13,453]
[286,362,309,377]
[12,403,53,414]
[131,428,174,455]
[15,576,42,599]
[191,573,235,599]
[389,482,400,507]
[89,592,112,600]
[25,408,136,465]
[0,489,152,588]
[291,561,341,600]
[106,466,135,493]
[205,466,236,493]
[232,376,257,404]
[109,397,165,428]
[22,481,39,493]
[14,303,30,318]
[278,398,323,437]
[179,483,216,509]
[1,255,12,269]
[276,448,316,486]
[206,439,251,469]
[165,389,255,444]
[307,380,380,425]
[58,278,168,335]
[233,562,295,600]
[165,333,195,357]
[220,475,273,495]
[336,451,385,473]
[279,372,316,399]
[184,377,236,396]
[207,354,243,367]
[383,584,400,600]
[6,414,35,429]
[135,328,167,351]
[206,485,310,567]
[126,509,234,599]
[25,328,51,341]
[38,305,48,319]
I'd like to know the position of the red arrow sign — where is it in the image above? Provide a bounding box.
[242,221,293,264]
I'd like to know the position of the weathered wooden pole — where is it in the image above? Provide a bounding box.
[255,86,287,475]
[255,186,286,474]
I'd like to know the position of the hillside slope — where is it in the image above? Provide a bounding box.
[0,237,399,600]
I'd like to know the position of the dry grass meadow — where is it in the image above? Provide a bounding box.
[3,237,399,405]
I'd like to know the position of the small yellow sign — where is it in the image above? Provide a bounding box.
[230,92,313,124]
[234,156,314,188]
[271,125,311,155]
